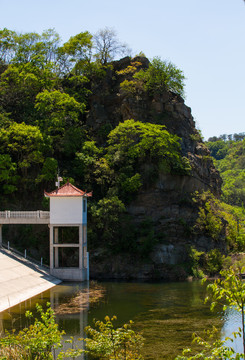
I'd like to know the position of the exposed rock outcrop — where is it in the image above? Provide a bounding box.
[86,56,221,196]
[86,57,224,280]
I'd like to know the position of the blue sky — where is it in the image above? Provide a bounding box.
[0,0,244,139]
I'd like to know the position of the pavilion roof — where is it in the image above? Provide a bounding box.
[44,181,92,197]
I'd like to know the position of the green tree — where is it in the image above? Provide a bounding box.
[195,201,223,241]
[35,157,58,184]
[59,31,92,73]
[107,119,189,176]
[206,139,229,160]
[0,154,18,195]
[0,62,56,123]
[193,191,245,251]
[91,196,126,244]
[206,137,245,207]
[0,122,50,178]
[35,89,85,134]
[133,56,185,97]
[9,29,61,67]
[13,31,42,64]
[0,28,17,64]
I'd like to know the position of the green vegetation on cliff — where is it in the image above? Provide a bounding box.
[184,134,245,278]
[1,27,243,278]
[0,27,191,260]
[206,134,245,207]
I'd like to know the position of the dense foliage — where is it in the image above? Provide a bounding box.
[84,316,144,359]
[0,27,189,260]
[119,56,185,97]
[188,189,245,278]
[133,56,185,97]
[206,134,245,207]
[182,134,245,278]
[0,305,144,360]
[0,304,65,359]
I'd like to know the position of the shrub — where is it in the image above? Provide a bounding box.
[133,56,185,97]
[84,316,144,359]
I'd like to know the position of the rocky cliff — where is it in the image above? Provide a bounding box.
[85,56,224,280]
[86,56,221,196]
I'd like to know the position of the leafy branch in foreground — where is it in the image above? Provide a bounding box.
[205,266,245,355]
[175,326,243,360]
[84,315,144,359]
[0,304,144,360]
[0,303,64,360]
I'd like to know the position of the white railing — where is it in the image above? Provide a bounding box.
[2,241,49,270]
[0,211,50,219]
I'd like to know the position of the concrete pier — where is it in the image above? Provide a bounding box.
[0,249,61,312]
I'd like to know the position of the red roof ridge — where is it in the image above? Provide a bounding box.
[44,181,92,197]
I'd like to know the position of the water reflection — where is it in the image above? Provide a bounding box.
[0,281,242,359]
[221,306,243,354]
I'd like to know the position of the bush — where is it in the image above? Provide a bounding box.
[84,316,144,359]
[0,305,144,360]
[205,249,224,276]
[0,304,64,360]
[133,56,185,97]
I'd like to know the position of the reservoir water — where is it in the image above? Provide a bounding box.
[0,280,243,359]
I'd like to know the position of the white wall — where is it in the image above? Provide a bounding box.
[50,197,83,224]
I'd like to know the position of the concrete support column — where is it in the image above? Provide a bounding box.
[83,225,88,270]
[49,225,54,270]
[79,225,83,269]
[54,227,59,268]
[0,225,2,247]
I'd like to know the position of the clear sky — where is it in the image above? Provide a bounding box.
[0,0,244,140]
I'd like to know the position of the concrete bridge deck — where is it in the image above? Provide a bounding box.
[0,249,61,312]
[0,211,50,224]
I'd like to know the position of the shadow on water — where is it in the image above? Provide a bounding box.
[0,280,242,359]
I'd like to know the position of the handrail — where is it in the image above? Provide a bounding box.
[1,241,50,270]
[0,211,50,219]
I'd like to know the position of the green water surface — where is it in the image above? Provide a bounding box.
[0,281,242,359]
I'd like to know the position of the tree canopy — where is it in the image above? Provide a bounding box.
[133,56,185,97]
[0,26,190,261]
[206,136,245,207]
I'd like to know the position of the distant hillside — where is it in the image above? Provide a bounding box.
[206,134,245,207]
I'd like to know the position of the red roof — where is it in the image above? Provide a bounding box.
[44,181,92,197]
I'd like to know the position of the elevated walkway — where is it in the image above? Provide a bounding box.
[0,195,89,282]
[0,248,61,312]
[0,211,50,224]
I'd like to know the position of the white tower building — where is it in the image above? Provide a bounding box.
[44,181,92,281]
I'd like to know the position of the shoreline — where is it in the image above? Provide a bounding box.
[0,249,61,312]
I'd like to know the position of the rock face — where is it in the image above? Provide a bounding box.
[86,56,224,280]
[86,56,221,196]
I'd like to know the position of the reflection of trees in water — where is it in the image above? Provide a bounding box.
[0,283,105,360]
[0,281,240,360]
[0,281,104,334]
